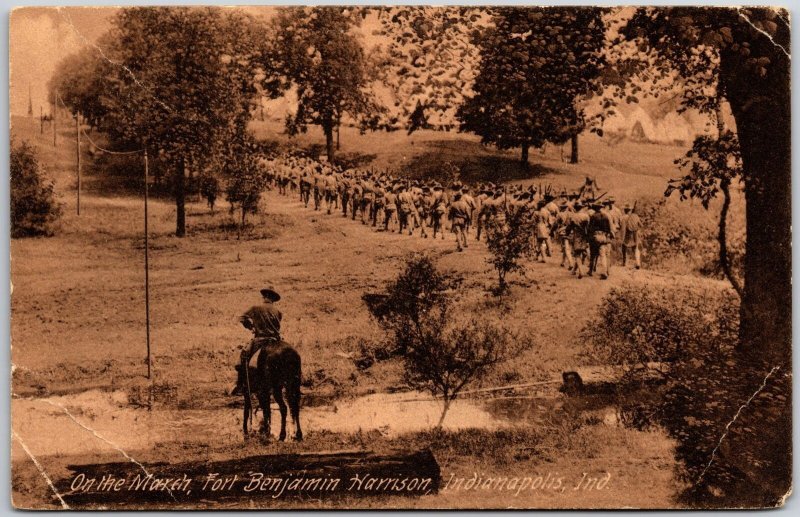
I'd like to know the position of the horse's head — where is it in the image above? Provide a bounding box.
[230,363,245,396]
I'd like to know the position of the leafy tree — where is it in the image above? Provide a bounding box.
[618,7,790,505]
[271,7,381,162]
[620,7,789,363]
[47,40,115,130]
[483,201,537,292]
[224,137,268,231]
[54,7,267,237]
[10,140,62,237]
[458,7,606,163]
[373,255,529,426]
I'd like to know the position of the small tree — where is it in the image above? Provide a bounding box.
[374,255,531,426]
[224,139,268,232]
[669,129,743,298]
[406,318,527,427]
[483,202,536,292]
[371,254,460,354]
[10,140,62,237]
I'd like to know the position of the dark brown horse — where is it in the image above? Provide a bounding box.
[232,342,302,441]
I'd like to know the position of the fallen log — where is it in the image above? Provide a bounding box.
[55,448,440,508]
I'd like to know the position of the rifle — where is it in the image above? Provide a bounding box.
[594,191,609,203]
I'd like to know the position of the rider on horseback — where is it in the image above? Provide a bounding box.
[240,286,282,365]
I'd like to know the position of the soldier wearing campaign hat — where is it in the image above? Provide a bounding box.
[240,286,283,366]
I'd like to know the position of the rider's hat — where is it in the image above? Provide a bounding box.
[260,287,281,302]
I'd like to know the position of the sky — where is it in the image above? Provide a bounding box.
[8,6,281,117]
[9,7,118,116]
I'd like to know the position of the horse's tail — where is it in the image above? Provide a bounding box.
[242,355,253,437]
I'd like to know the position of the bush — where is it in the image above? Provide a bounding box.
[636,198,744,282]
[581,282,739,379]
[484,203,537,292]
[370,255,532,426]
[367,254,461,355]
[582,283,790,507]
[10,140,62,237]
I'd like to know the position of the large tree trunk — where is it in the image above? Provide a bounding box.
[721,31,791,505]
[175,157,186,237]
[520,143,529,164]
[570,133,579,164]
[723,58,791,366]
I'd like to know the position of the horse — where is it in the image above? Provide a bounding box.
[232,342,303,441]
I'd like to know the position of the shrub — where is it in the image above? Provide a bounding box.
[483,203,537,292]
[10,140,62,237]
[367,254,461,355]
[636,198,744,283]
[582,283,789,507]
[370,255,532,426]
[581,282,739,379]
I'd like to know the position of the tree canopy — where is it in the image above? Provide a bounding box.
[271,7,381,162]
[458,7,607,163]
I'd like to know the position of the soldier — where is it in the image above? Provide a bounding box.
[620,203,642,269]
[372,181,386,227]
[360,175,375,225]
[448,192,470,252]
[587,200,614,279]
[533,201,552,263]
[299,168,313,208]
[417,186,433,238]
[461,186,477,236]
[239,287,282,366]
[430,184,447,240]
[339,172,352,218]
[553,200,574,269]
[312,165,324,211]
[323,169,337,215]
[475,190,496,241]
[383,185,399,232]
[397,183,415,235]
[578,175,600,201]
[567,201,591,279]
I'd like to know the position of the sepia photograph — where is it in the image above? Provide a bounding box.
[8,4,792,510]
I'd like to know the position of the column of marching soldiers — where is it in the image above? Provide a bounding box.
[261,153,643,280]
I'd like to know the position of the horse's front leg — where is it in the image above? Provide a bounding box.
[273,385,288,442]
[257,388,271,437]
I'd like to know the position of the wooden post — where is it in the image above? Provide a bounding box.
[144,150,152,380]
[40,106,43,134]
[76,116,81,215]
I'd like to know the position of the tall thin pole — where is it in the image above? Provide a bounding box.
[76,116,81,215]
[144,149,152,380]
[40,106,43,134]
[53,100,57,147]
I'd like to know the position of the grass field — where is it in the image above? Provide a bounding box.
[10,115,736,508]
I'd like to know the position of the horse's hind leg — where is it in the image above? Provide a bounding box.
[288,381,302,441]
[257,388,271,437]
[273,384,288,441]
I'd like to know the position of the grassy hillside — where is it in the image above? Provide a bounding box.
[10,114,737,508]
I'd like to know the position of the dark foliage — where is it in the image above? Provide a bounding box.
[10,141,62,237]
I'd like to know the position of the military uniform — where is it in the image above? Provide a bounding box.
[240,288,282,365]
[620,206,642,269]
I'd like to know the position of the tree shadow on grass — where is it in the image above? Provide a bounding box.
[400,139,560,185]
